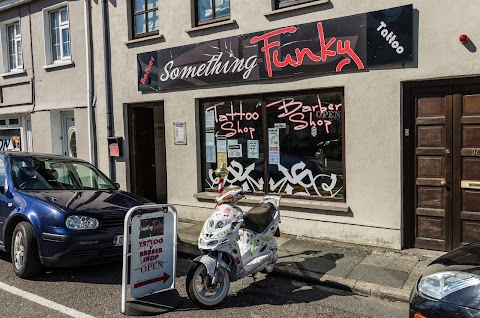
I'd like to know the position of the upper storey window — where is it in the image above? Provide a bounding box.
[196,0,230,26]
[133,0,159,38]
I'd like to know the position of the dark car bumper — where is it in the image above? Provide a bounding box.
[410,287,480,318]
[39,229,124,267]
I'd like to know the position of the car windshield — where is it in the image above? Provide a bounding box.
[11,157,116,191]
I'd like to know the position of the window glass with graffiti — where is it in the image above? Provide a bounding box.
[265,92,343,198]
[201,89,344,200]
[203,99,264,192]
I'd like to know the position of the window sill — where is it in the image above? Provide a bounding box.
[265,0,329,17]
[43,60,74,70]
[0,69,27,77]
[124,34,165,46]
[186,19,236,34]
[194,191,349,213]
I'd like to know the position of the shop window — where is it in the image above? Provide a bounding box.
[7,22,22,71]
[0,120,6,126]
[0,129,21,151]
[275,0,315,9]
[201,89,344,200]
[195,0,230,26]
[132,0,159,38]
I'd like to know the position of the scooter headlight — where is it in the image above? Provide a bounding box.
[217,221,224,229]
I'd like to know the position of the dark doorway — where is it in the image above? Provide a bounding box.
[404,79,480,251]
[128,105,167,203]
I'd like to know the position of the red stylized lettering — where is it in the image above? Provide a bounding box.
[266,95,341,133]
[250,27,297,77]
[206,101,259,139]
[140,56,155,85]
[250,22,364,77]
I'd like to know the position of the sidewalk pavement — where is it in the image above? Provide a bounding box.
[177,219,445,303]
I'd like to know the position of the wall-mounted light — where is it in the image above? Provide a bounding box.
[459,34,469,44]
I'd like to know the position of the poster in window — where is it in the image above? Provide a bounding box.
[228,144,242,158]
[268,128,280,164]
[205,110,215,129]
[247,140,259,159]
[216,136,227,153]
[217,152,227,168]
[0,131,21,152]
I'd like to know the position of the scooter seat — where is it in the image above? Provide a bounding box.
[244,202,276,234]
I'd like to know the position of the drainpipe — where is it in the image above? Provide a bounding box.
[84,0,94,164]
[102,0,115,180]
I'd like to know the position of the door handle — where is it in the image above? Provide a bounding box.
[440,180,447,186]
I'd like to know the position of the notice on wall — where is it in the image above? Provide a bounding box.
[227,139,238,145]
[247,140,259,159]
[216,136,227,153]
[173,122,186,145]
[268,128,280,164]
[228,144,242,158]
[205,110,215,129]
[274,123,286,129]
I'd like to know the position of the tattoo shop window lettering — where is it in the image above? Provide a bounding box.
[201,90,344,200]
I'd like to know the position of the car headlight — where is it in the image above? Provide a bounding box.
[418,271,480,300]
[65,215,99,230]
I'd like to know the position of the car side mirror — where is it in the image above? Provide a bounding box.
[114,182,120,189]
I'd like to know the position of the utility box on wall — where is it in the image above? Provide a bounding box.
[108,137,123,157]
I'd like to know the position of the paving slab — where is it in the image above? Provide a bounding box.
[347,264,410,289]
[360,251,420,272]
[300,251,366,278]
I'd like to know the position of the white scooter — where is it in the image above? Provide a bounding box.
[186,164,281,308]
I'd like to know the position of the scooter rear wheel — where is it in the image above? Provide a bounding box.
[186,262,230,308]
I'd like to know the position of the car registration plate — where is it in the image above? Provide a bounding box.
[113,234,124,246]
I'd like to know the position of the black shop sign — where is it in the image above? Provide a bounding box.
[138,5,413,92]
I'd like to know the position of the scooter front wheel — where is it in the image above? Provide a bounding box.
[186,262,230,308]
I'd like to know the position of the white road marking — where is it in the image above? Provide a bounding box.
[0,281,95,318]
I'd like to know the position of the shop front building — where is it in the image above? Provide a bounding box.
[92,0,480,251]
[0,0,92,160]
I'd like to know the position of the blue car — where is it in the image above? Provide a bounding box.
[0,152,150,278]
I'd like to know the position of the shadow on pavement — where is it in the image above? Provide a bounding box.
[177,240,351,311]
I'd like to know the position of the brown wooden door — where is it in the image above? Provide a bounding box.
[129,107,157,202]
[413,84,480,251]
[414,86,453,251]
[453,85,480,248]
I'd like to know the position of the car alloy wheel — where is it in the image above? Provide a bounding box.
[13,231,25,270]
[11,222,43,278]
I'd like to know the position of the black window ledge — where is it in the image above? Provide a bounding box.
[265,0,330,17]
[186,19,236,34]
[194,191,349,213]
[124,33,165,46]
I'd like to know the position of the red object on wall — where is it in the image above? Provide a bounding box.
[109,144,120,157]
[459,34,469,43]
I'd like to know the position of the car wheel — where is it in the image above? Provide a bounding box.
[11,222,43,278]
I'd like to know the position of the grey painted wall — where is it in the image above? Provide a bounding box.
[90,0,480,248]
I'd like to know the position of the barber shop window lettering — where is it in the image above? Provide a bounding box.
[201,90,344,200]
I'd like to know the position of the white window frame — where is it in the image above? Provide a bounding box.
[6,22,22,71]
[42,2,71,66]
[0,17,23,75]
